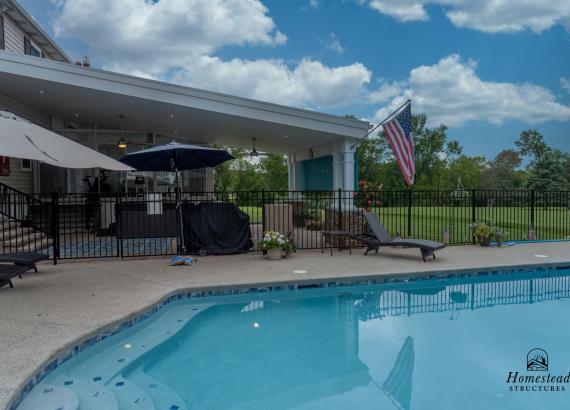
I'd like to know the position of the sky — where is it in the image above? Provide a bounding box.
[19,0,570,158]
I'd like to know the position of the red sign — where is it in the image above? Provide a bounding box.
[0,157,10,176]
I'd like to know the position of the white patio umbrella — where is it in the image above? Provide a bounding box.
[0,110,133,171]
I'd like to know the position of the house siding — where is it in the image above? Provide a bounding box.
[0,14,55,193]
[2,13,49,57]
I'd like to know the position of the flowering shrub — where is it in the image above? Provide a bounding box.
[470,220,507,245]
[260,231,296,256]
[354,180,383,211]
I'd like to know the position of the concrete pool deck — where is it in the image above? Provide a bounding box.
[1,242,570,409]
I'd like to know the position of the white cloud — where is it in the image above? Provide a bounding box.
[373,55,570,126]
[321,33,345,54]
[308,0,320,9]
[52,0,287,75]
[359,0,570,33]
[51,0,373,109]
[171,57,371,108]
[562,77,570,93]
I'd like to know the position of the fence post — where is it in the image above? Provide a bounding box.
[407,188,412,238]
[261,190,266,254]
[115,192,123,259]
[338,188,342,231]
[530,189,535,229]
[471,189,476,244]
[261,189,266,234]
[51,191,59,265]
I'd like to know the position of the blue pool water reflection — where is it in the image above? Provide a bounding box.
[18,268,570,410]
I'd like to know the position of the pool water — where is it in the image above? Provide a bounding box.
[18,268,570,410]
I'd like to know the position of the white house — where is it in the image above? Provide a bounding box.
[0,0,371,194]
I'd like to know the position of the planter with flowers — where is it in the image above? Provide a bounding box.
[260,231,296,260]
[470,221,507,247]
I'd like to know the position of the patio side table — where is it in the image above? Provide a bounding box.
[321,230,352,256]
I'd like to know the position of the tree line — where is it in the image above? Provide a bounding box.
[213,113,568,192]
[358,114,569,191]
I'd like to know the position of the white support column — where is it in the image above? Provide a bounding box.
[332,137,358,192]
[331,137,359,209]
[287,153,299,191]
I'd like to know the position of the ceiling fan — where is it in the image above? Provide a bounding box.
[249,137,269,157]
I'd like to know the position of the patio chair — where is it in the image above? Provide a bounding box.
[353,212,446,262]
[0,252,49,272]
[0,264,30,288]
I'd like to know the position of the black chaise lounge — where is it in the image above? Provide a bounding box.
[354,212,446,261]
[0,264,30,288]
[0,252,49,272]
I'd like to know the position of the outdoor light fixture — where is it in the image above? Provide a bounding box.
[117,137,128,149]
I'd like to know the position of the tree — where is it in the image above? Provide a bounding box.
[482,149,526,190]
[259,154,288,190]
[526,150,569,191]
[515,129,548,163]
[213,147,248,191]
[445,155,486,190]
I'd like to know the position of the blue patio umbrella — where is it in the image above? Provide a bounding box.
[119,141,233,171]
[119,142,234,254]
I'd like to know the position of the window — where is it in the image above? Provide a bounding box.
[24,37,41,57]
[21,159,32,171]
[0,16,4,50]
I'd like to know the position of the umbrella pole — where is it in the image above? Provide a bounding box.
[176,170,187,255]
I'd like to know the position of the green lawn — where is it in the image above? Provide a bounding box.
[238,204,570,244]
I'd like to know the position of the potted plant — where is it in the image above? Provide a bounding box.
[470,221,505,246]
[494,228,508,247]
[260,231,296,260]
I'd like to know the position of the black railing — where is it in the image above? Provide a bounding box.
[0,188,568,260]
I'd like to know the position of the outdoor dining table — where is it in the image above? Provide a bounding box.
[321,230,352,256]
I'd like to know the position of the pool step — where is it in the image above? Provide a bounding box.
[16,384,79,410]
[108,377,156,410]
[127,369,188,410]
[71,379,119,410]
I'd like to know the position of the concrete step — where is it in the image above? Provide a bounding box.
[0,238,52,253]
[1,231,48,247]
[0,226,41,241]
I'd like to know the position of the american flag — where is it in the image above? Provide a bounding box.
[382,101,415,186]
[528,225,536,240]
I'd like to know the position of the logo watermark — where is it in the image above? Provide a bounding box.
[506,348,570,392]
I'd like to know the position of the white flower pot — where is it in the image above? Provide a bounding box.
[266,248,282,260]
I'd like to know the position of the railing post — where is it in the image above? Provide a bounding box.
[115,192,123,259]
[471,189,476,244]
[530,189,535,229]
[261,189,266,234]
[261,189,266,254]
[338,188,342,231]
[407,188,413,238]
[51,191,59,265]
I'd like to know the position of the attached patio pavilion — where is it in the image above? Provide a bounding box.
[0,51,371,194]
[0,51,371,258]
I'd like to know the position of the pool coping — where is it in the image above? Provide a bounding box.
[8,259,570,410]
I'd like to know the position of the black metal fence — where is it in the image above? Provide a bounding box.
[1,184,569,261]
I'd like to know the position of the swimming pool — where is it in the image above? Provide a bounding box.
[15,267,570,410]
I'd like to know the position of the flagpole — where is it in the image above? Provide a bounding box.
[350,99,411,150]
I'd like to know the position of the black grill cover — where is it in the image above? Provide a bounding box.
[182,202,253,255]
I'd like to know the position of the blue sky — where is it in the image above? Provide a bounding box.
[20,0,570,158]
